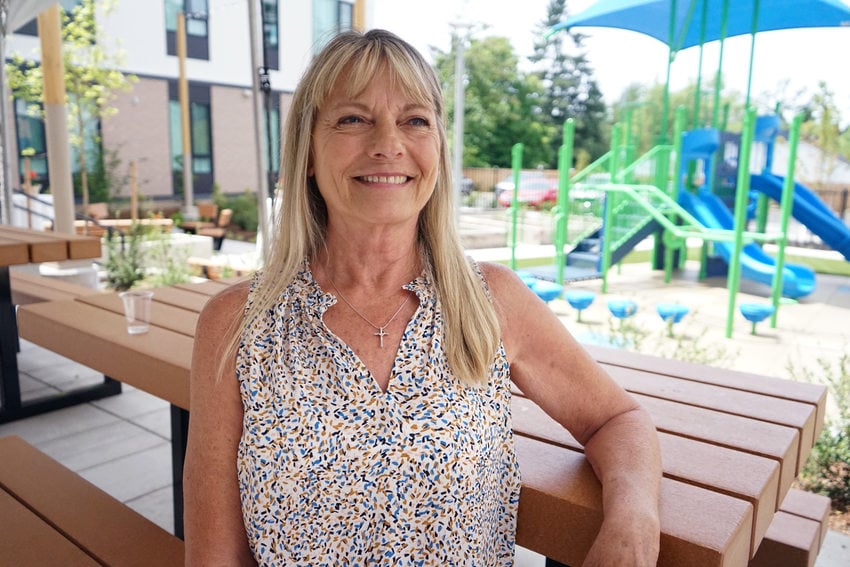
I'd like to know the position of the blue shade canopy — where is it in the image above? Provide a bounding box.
[549,0,850,51]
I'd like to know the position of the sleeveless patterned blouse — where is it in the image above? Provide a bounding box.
[235,263,520,566]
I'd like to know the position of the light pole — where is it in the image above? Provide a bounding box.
[450,21,472,218]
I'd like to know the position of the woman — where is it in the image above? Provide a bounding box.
[184,29,661,566]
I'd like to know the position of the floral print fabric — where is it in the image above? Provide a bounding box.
[236,263,520,566]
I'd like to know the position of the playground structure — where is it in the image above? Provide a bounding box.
[506,101,850,337]
[510,0,850,337]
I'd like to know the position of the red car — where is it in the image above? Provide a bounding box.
[497,179,559,208]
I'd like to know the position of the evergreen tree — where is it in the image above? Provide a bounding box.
[434,36,555,168]
[529,0,608,168]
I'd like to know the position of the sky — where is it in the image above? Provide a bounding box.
[371,0,850,126]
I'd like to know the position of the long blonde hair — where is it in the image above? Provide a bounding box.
[239,29,499,386]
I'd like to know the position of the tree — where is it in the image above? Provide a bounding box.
[433,36,555,168]
[6,0,136,210]
[529,0,608,168]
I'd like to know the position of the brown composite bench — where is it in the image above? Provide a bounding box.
[749,488,832,567]
[10,270,103,306]
[196,208,232,251]
[14,288,829,565]
[0,435,184,566]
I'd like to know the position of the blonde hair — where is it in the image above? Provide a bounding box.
[238,29,499,386]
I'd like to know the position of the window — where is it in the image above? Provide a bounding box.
[165,0,209,60]
[261,0,279,70]
[312,0,354,53]
[15,0,83,36]
[14,100,48,186]
[168,82,213,195]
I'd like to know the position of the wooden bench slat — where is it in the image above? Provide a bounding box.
[588,344,828,436]
[513,396,779,557]
[778,489,832,548]
[77,292,200,337]
[606,365,817,470]
[0,489,99,566]
[143,285,213,313]
[514,434,753,567]
[17,301,192,409]
[631,392,800,498]
[10,271,101,305]
[0,436,183,567]
[0,237,31,265]
[748,511,820,567]
[173,279,235,296]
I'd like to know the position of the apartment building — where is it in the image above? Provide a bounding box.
[7,0,361,203]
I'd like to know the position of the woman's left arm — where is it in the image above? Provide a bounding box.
[481,263,661,566]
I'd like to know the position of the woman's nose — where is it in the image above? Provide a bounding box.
[368,121,403,159]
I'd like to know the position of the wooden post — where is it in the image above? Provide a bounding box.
[130,160,138,222]
[37,5,75,234]
[177,11,195,218]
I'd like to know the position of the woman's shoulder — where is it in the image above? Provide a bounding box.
[476,261,527,295]
[200,279,251,322]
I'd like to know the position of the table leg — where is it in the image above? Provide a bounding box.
[0,266,123,423]
[170,404,189,539]
[0,267,22,417]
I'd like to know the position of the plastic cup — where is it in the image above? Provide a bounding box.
[119,290,154,334]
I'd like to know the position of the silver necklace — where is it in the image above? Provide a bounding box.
[326,271,410,349]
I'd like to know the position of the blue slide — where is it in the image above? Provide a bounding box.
[679,189,816,299]
[750,173,850,261]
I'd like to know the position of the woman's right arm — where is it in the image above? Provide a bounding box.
[183,281,256,566]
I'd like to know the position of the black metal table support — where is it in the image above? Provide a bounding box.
[170,404,190,540]
[0,266,122,424]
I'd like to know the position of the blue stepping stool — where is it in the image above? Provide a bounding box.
[656,303,690,337]
[531,279,563,303]
[607,299,638,325]
[564,290,595,322]
[740,303,775,335]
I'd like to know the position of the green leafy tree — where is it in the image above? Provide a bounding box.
[529,0,608,167]
[6,0,137,209]
[434,36,555,168]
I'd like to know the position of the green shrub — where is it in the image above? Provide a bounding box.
[793,353,850,509]
[215,189,259,232]
[104,224,145,291]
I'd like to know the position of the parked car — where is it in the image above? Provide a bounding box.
[461,177,474,196]
[497,178,559,208]
[494,172,548,198]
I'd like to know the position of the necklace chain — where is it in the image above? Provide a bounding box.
[326,271,410,349]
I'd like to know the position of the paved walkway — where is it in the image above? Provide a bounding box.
[1,238,848,565]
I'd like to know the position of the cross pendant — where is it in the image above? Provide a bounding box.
[374,327,388,349]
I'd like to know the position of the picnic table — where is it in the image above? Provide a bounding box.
[15,280,828,565]
[0,225,114,423]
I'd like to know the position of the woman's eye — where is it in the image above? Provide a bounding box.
[407,117,430,127]
[338,115,364,125]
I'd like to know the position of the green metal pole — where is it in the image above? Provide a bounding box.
[745,0,761,107]
[770,114,802,327]
[692,0,708,128]
[601,124,621,293]
[660,0,677,142]
[555,120,575,285]
[725,107,756,338]
[509,143,523,271]
[712,0,730,129]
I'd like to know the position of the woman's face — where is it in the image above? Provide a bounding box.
[310,69,440,233]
